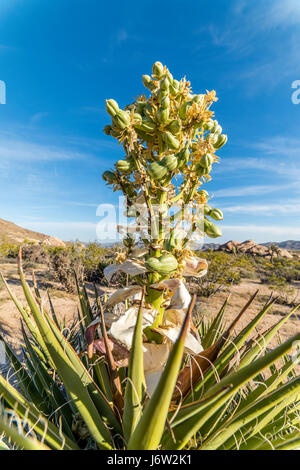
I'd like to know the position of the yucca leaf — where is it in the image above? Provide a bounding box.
[200,376,300,449]
[201,295,229,349]
[163,333,300,449]
[0,374,78,450]
[41,297,120,433]
[123,288,146,441]
[239,304,300,368]
[0,417,50,450]
[17,253,114,449]
[186,294,274,402]
[128,295,196,450]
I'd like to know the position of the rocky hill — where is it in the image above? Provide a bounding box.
[217,240,293,259]
[0,218,65,247]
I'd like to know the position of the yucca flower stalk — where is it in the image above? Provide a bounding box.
[98,62,229,386]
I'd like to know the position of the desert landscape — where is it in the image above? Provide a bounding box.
[1,219,299,359]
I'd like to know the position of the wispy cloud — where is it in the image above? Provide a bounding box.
[30,112,50,124]
[224,201,300,215]
[0,134,98,165]
[213,183,294,198]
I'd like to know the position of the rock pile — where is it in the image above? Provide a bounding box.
[217,240,293,259]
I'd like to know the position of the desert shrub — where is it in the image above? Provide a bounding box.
[190,251,245,297]
[22,244,48,264]
[47,245,84,293]
[0,238,19,259]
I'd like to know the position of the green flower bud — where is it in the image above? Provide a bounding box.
[198,189,209,198]
[169,80,180,96]
[112,110,131,130]
[176,148,190,169]
[195,164,207,177]
[213,134,228,149]
[203,119,214,131]
[214,124,222,135]
[204,205,212,216]
[167,119,180,135]
[206,133,219,145]
[105,99,119,117]
[116,159,133,173]
[162,131,180,150]
[152,61,164,78]
[135,101,147,115]
[102,171,117,184]
[204,220,222,238]
[133,113,142,125]
[165,229,182,251]
[199,153,214,168]
[148,161,167,181]
[160,77,169,91]
[142,74,155,91]
[103,125,112,135]
[156,108,169,124]
[161,95,170,110]
[134,117,156,133]
[145,253,178,275]
[210,208,223,221]
[179,101,193,120]
[161,154,178,171]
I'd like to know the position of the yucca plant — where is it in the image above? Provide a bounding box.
[0,258,299,450]
[0,61,299,450]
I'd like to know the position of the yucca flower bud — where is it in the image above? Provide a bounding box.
[142,74,155,91]
[161,154,178,171]
[116,159,133,173]
[204,205,212,215]
[204,219,222,238]
[176,148,190,169]
[135,117,156,133]
[103,125,112,135]
[148,161,167,181]
[145,253,178,275]
[102,170,117,184]
[162,131,180,150]
[152,61,164,78]
[210,208,223,220]
[112,110,131,130]
[156,108,169,124]
[213,134,228,149]
[167,119,180,135]
[199,153,214,169]
[161,95,170,110]
[105,99,119,117]
[160,77,169,92]
[203,120,214,131]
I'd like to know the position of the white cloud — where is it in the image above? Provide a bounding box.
[0,135,95,163]
[224,202,300,215]
[213,183,293,198]
[30,112,50,124]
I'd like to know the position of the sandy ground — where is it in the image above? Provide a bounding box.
[0,260,299,360]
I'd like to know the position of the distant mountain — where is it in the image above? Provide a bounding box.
[261,241,300,250]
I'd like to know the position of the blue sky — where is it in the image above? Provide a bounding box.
[0,0,300,243]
